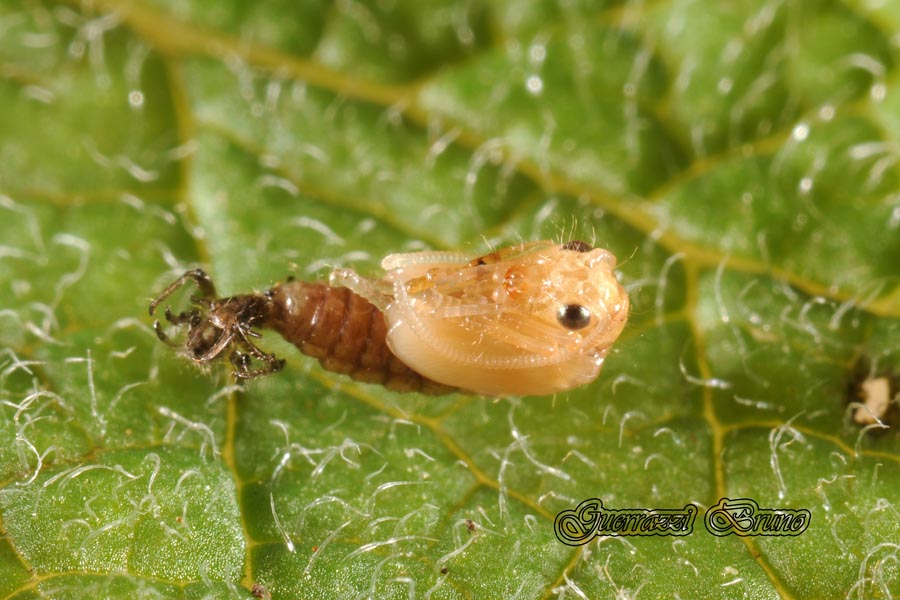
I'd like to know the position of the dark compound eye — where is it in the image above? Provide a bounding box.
[557,303,591,330]
[561,240,593,252]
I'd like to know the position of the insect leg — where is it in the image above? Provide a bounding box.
[329,268,392,310]
[230,350,252,377]
[234,327,283,365]
[151,302,200,346]
[149,269,218,316]
[230,346,285,379]
[232,361,286,379]
[153,321,178,346]
[192,331,235,364]
[163,306,201,326]
[380,250,474,271]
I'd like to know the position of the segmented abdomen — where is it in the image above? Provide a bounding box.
[266,281,455,395]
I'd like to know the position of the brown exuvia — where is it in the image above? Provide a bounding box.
[149,240,630,396]
[149,269,453,394]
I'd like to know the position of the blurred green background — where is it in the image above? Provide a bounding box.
[1,0,900,598]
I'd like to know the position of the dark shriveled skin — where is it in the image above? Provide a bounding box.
[149,270,455,395]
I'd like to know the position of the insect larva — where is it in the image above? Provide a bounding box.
[149,240,629,396]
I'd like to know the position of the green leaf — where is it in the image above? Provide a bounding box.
[2,0,899,598]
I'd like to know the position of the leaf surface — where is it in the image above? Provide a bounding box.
[1,1,899,598]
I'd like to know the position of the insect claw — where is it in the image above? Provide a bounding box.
[149,295,166,316]
[226,347,286,380]
[190,269,217,298]
[153,321,177,346]
[231,351,252,371]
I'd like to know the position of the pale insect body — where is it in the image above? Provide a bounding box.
[335,240,629,396]
[150,240,629,396]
